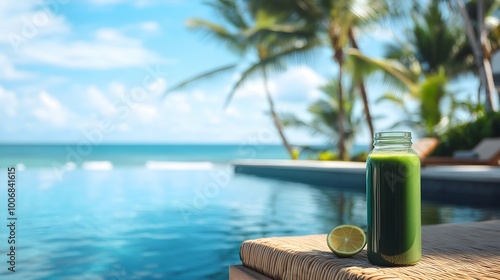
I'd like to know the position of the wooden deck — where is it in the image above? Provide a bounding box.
[230,220,500,280]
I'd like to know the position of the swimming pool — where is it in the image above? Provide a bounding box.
[1,166,499,279]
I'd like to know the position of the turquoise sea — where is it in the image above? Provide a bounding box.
[0,144,369,168]
[0,144,499,279]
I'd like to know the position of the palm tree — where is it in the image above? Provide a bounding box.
[379,71,452,136]
[281,79,363,158]
[451,0,499,111]
[348,2,479,136]
[166,0,318,158]
[348,30,375,147]
[389,2,474,78]
[252,0,390,159]
[349,49,460,137]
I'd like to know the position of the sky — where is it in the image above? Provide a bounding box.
[0,0,483,145]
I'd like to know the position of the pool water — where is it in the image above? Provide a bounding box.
[1,167,500,279]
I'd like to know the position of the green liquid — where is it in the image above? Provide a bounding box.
[366,152,421,266]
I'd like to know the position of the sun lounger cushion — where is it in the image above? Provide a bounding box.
[453,150,479,159]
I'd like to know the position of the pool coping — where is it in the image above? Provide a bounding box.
[232,160,500,206]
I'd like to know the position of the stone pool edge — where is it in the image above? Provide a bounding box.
[232,160,500,207]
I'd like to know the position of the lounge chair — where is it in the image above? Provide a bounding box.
[422,137,500,166]
[412,137,439,160]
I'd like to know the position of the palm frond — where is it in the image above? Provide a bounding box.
[486,1,500,17]
[243,24,317,45]
[268,38,321,66]
[376,92,412,116]
[280,113,309,128]
[223,42,319,107]
[205,0,248,30]
[349,0,389,26]
[280,112,334,140]
[347,48,418,93]
[383,42,415,67]
[164,63,238,97]
[186,18,245,53]
[390,119,421,129]
[223,62,270,108]
[344,52,381,83]
[417,71,447,134]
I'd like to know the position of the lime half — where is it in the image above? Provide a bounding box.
[327,225,366,257]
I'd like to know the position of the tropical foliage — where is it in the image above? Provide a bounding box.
[385,2,473,78]
[173,0,500,160]
[349,1,487,136]
[166,0,319,158]
[250,0,393,159]
[432,111,500,156]
[451,0,500,111]
[281,79,363,158]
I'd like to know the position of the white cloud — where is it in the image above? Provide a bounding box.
[231,80,266,99]
[86,0,124,5]
[18,30,162,69]
[133,104,159,122]
[1,1,316,143]
[109,82,127,98]
[273,66,324,102]
[32,91,69,127]
[208,115,221,124]
[0,86,77,131]
[116,123,130,131]
[0,54,33,80]
[85,0,172,7]
[0,0,70,45]
[94,28,137,44]
[80,82,167,128]
[224,107,242,119]
[226,66,324,106]
[193,90,206,102]
[148,77,167,95]
[86,86,117,116]
[0,86,18,116]
[163,93,191,113]
[140,21,160,32]
[0,2,162,70]
[0,80,317,143]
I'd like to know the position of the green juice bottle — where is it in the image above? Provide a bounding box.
[366,131,421,266]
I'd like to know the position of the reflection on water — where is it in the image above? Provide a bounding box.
[1,167,499,279]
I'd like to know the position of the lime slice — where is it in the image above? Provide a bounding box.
[326,225,366,257]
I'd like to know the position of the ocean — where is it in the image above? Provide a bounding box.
[0,144,369,169]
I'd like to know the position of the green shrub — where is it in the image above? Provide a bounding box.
[350,152,369,162]
[432,112,500,156]
[317,151,338,161]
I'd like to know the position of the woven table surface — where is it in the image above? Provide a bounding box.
[239,220,500,280]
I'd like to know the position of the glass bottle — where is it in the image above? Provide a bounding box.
[366,131,421,266]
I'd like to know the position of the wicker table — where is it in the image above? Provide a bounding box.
[230,220,500,280]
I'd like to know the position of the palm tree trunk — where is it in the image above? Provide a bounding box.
[348,29,375,146]
[261,67,295,159]
[483,58,497,108]
[330,26,346,160]
[478,0,499,109]
[336,63,346,160]
[455,0,497,111]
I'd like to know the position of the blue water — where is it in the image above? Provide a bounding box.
[0,144,369,168]
[0,145,499,279]
[0,144,290,167]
